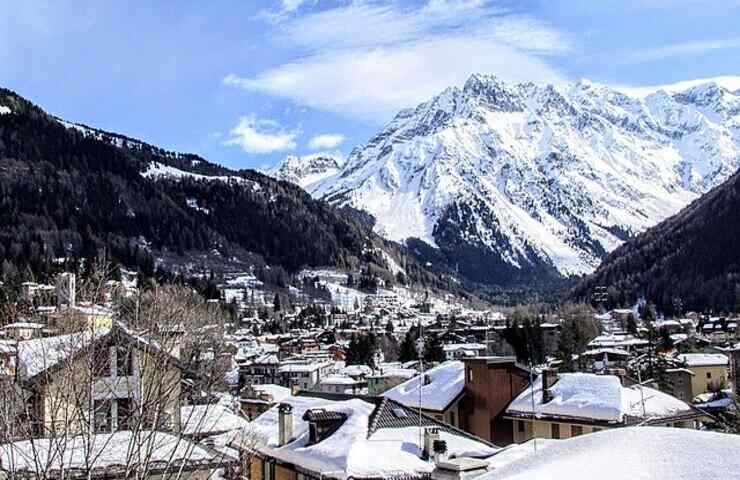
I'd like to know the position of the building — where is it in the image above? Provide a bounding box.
[278,360,333,391]
[12,323,185,438]
[367,367,417,395]
[241,391,498,480]
[676,353,729,398]
[384,361,467,428]
[240,353,281,386]
[461,357,530,446]
[240,384,291,420]
[505,371,702,443]
[443,343,487,361]
[318,374,366,395]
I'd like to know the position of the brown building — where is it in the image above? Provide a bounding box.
[461,357,530,446]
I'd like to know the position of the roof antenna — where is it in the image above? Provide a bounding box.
[418,317,425,454]
[529,354,538,453]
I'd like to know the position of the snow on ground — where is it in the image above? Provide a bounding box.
[143,162,257,188]
[479,427,740,480]
[384,361,465,411]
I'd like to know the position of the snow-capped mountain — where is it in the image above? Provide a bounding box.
[310,74,740,285]
[267,153,344,189]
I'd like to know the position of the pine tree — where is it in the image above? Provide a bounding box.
[398,330,418,363]
[385,319,395,334]
[423,333,445,363]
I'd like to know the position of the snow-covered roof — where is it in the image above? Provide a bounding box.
[677,353,729,367]
[248,394,497,480]
[368,368,417,379]
[384,361,465,412]
[443,343,486,351]
[180,403,250,436]
[0,431,229,474]
[320,374,361,385]
[252,384,291,403]
[477,427,740,480]
[15,329,109,379]
[507,373,694,424]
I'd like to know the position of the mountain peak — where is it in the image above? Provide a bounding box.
[267,153,344,189]
[310,75,740,286]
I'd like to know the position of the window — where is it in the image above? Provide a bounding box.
[94,400,112,433]
[116,347,133,377]
[117,399,133,431]
[517,420,525,433]
[93,346,111,377]
[262,460,275,480]
[467,368,474,383]
[571,425,583,437]
[551,423,560,439]
[707,372,712,379]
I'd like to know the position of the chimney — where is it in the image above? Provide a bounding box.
[422,427,440,460]
[431,457,489,480]
[542,368,558,404]
[278,403,294,446]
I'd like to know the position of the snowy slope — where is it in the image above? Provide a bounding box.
[311,75,740,283]
[480,427,740,480]
[267,153,344,189]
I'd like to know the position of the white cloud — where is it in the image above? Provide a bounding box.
[620,38,740,64]
[224,115,299,154]
[280,0,308,13]
[614,75,740,97]
[227,1,570,123]
[308,133,345,150]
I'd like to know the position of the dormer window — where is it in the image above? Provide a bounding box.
[302,409,347,445]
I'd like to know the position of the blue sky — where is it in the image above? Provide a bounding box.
[1,0,739,170]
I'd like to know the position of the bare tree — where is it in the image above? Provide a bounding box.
[0,263,258,480]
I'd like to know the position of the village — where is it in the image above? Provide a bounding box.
[1,269,739,479]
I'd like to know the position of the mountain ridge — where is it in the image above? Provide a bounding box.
[303,74,740,286]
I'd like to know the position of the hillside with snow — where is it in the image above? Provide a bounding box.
[309,74,740,285]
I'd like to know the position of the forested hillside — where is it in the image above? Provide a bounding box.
[0,87,455,291]
[571,167,740,314]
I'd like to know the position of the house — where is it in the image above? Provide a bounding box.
[241,391,498,480]
[318,374,366,395]
[12,323,185,438]
[477,427,740,480]
[664,368,695,401]
[240,384,291,420]
[0,322,49,341]
[676,353,729,397]
[726,345,740,396]
[367,367,417,395]
[240,353,281,386]
[443,343,487,361]
[461,357,531,446]
[384,361,467,428]
[278,360,333,391]
[505,371,702,443]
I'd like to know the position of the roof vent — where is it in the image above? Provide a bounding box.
[302,409,348,445]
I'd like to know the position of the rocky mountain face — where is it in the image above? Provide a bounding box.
[308,74,740,286]
[267,154,344,189]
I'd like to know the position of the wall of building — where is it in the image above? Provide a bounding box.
[687,365,728,397]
